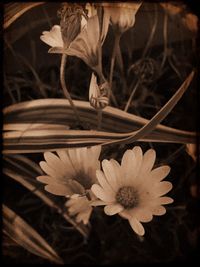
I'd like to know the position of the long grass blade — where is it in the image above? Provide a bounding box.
[3,156,89,238]
[3,71,196,153]
[3,204,63,264]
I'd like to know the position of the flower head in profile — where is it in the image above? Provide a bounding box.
[103,2,142,34]
[91,146,173,236]
[40,3,87,51]
[37,146,101,224]
[89,72,109,110]
[47,9,110,70]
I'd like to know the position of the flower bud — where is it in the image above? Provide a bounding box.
[89,73,109,110]
[58,3,87,48]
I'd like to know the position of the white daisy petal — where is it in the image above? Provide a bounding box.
[91,184,115,202]
[109,159,123,187]
[141,149,156,174]
[121,149,136,185]
[104,204,124,215]
[36,175,55,184]
[158,196,174,205]
[96,170,116,194]
[56,150,76,177]
[102,159,119,190]
[132,146,143,178]
[132,208,153,223]
[119,209,132,220]
[129,218,145,236]
[154,181,173,197]
[90,145,101,160]
[44,152,67,173]
[150,166,171,182]
[39,161,57,177]
[151,205,166,216]
[45,184,72,196]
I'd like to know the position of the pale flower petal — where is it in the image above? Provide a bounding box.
[150,166,171,182]
[91,184,115,202]
[40,25,64,47]
[45,184,73,196]
[96,170,116,194]
[101,159,119,191]
[36,175,55,184]
[129,218,145,236]
[140,149,156,174]
[104,204,124,215]
[154,181,173,197]
[151,206,166,216]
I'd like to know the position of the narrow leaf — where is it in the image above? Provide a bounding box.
[3,156,89,238]
[3,204,63,264]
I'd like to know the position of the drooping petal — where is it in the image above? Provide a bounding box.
[45,184,73,196]
[67,180,85,195]
[129,217,145,236]
[104,204,124,215]
[131,208,153,223]
[40,25,64,47]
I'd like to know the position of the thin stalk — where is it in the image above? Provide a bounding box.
[109,32,121,102]
[124,79,140,112]
[97,109,102,131]
[142,3,158,58]
[161,11,168,69]
[60,54,81,123]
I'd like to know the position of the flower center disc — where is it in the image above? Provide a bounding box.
[116,186,139,209]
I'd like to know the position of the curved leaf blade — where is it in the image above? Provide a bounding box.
[3,205,63,264]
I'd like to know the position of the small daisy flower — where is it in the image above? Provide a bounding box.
[91,146,173,236]
[37,146,101,224]
[65,191,96,225]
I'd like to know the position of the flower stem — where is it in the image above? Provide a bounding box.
[161,11,168,69]
[60,54,81,123]
[124,79,140,112]
[109,32,121,106]
[97,109,102,130]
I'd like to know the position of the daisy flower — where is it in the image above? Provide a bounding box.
[91,146,173,236]
[37,146,101,224]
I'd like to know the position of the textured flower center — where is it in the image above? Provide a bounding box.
[116,186,139,209]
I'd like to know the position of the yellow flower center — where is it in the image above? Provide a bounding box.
[116,186,139,209]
